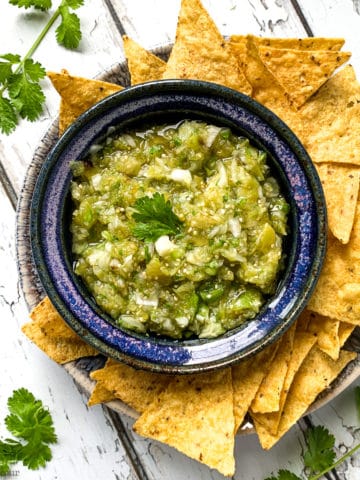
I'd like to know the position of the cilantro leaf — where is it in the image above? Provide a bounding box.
[9,0,52,10]
[0,439,22,475]
[303,425,336,474]
[265,470,301,480]
[56,5,82,49]
[7,72,45,121]
[23,59,46,81]
[0,95,18,134]
[0,54,21,85]
[63,0,84,9]
[132,193,183,242]
[5,388,57,445]
[20,441,52,470]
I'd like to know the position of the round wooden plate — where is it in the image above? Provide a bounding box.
[15,46,360,433]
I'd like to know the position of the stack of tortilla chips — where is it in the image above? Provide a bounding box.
[22,0,360,476]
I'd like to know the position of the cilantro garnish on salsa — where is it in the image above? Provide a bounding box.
[70,120,289,339]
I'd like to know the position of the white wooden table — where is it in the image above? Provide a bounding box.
[1,1,360,478]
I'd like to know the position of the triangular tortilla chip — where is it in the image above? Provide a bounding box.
[162,0,251,95]
[251,331,316,435]
[229,35,303,136]
[90,360,171,413]
[244,36,345,51]
[88,381,117,406]
[258,46,351,107]
[308,201,360,325]
[254,347,356,449]
[338,322,356,347]
[22,297,99,363]
[251,324,296,414]
[299,65,360,166]
[123,35,166,85]
[232,342,278,432]
[48,69,123,134]
[133,369,235,477]
[316,163,360,244]
[306,310,340,361]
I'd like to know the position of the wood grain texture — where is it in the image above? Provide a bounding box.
[2,0,360,478]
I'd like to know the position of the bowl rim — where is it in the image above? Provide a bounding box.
[30,78,327,373]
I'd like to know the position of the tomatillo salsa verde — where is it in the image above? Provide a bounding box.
[70,120,289,339]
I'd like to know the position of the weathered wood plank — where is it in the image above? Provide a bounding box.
[0,0,125,194]
[0,185,139,480]
[111,0,308,49]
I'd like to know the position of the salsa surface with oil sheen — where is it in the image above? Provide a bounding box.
[71,120,289,339]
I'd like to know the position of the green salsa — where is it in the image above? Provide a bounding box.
[70,120,289,339]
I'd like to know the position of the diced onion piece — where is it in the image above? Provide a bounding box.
[228,218,241,238]
[204,125,221,147]
[91,173,102,190]
[217,162,228,187]
[169,168,192,186]
[135,294,158,307]
[155,235,177,257]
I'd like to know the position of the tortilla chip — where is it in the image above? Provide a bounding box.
[162,0,251,95]
[338,322,356,347]
[251,324,296,413]
[299,65,360,165]
[251,331,316,435]
[88,381,117,406]
[229,35,303,136]
[308,199,360,325]
[133,369,235,477]
[48,69,123,134]
[248,36,345,51]
[90,360,171,413]
[306,311,340,360]
[254,347,356,449]
[123,35,166,85]
[232,342,278,432]
[258,46,351,108]
[316,163,360,244]
[22,297,99,364]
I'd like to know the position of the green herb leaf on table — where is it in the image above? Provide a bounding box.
[303,425,336,474]
[0,388,58,474]
[265,470,301,480]
[9,0,52,10]
[56,2,82,49]
[132,193,183,242]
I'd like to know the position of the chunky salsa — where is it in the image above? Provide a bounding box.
[70,120,289,339]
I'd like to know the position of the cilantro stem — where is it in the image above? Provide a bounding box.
[0,6,60,97]
[308,442,360,480]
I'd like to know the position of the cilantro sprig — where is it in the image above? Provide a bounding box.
[131,193,183,242]
[0,388,57,474]
[0,0,84,135]
[265,387,360,480]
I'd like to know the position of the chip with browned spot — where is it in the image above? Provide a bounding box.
[162,0,251,95]
[250,331,316,435]
[22,296,99,364]
[308,201,360,325]
[299,65,360,165]
[89,359,170,413]
[251,324,296,414]
[258,46,351,107]
[232,342,278,432]
[47,69,123,135]
[133,369,235,477]
[253,347,356,449]
[316,162,360,244]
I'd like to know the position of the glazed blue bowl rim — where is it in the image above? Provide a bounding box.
[30,79,327,373]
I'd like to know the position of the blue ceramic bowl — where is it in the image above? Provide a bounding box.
[30,80,326,373]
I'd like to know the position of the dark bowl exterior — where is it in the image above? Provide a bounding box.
[30,79,326,373]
